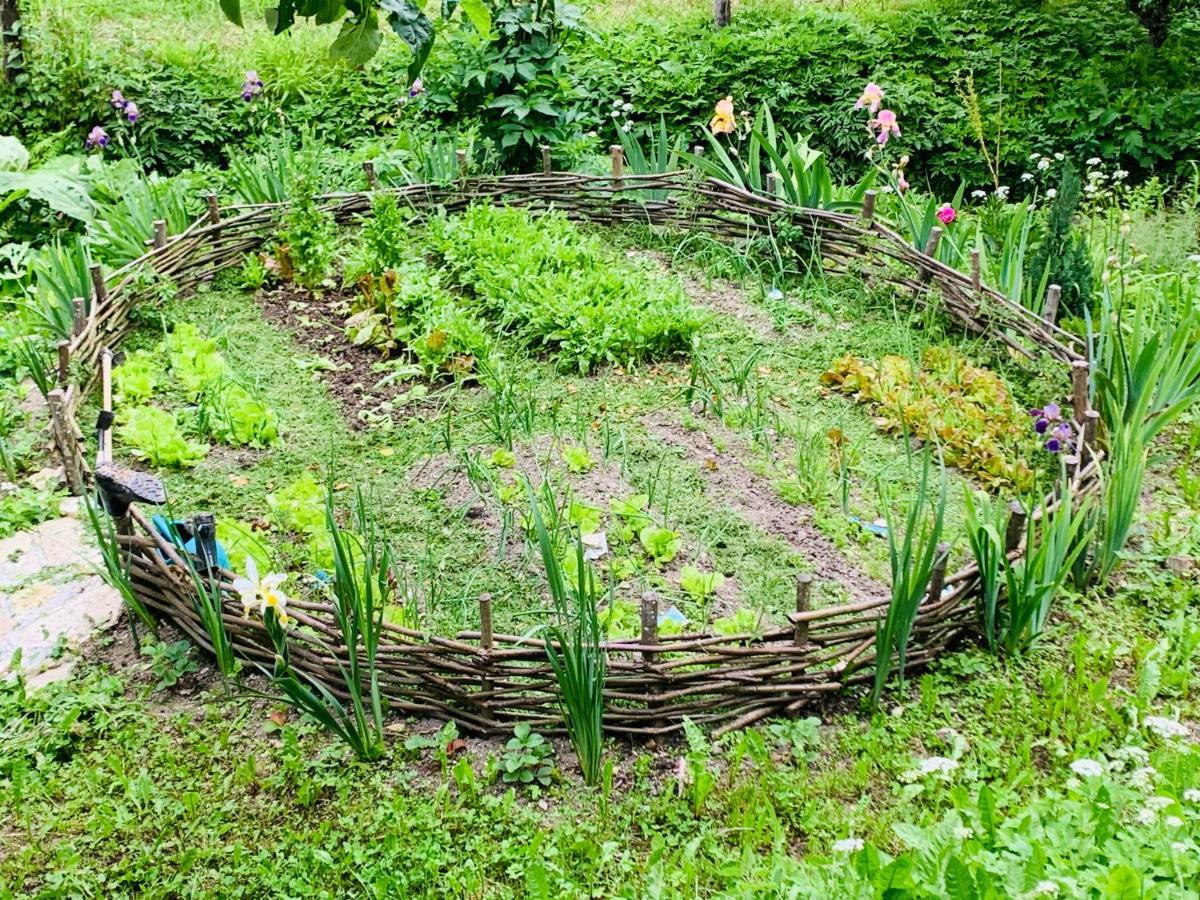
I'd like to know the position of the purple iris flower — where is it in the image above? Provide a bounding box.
[1045,438,1062,453]
[241,70,264,102]
[1034,418,1050,434]
[85,125,110,150]
[1042,402,1061,422]
[124,101,139,123]
[409,77,425,98]
[110,90,127,110]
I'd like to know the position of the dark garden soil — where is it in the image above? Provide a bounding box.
[256,284,447,429]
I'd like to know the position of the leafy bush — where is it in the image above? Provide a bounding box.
[117,405,208,468]
[429,204,703,373]
[822,347,1035,491]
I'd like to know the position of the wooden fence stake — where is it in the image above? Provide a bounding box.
[610,144,624,191]
[860,190,877,223]
[362,161,379,191]
[206,193,221,226]
[456,149,468,183]
[1084,409,1100,450]
[970,248,981,297]
[56,340,70,386]
[47,388,84,495]
[926,543,950,604]
[793,573,813,646]
[640,590,658,665]
[478,592,494,706]
[764,172,779,198]
[1043,283,1061,326]
[541,145,552,176]
[152,219,167,249]
[1071,359,1090,425]
[89,263,107,308]
[71,297,85,337]
[1004,501,1026,552]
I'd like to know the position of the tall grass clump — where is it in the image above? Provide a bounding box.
[83,496,157,640]
[264,488,391,761]
[1002,480,1093,654]
[963,487,1007,652]
[870,450,947,710]
[1089,278,1200,583]
[529,480,607,785]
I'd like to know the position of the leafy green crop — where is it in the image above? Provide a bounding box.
[638,525,680,565]
[205,383,281,449]
[165,323,228,396]
[112,350,160,404]
[118,406,208,468]
[680,566,725,600]
[267,473,326,536]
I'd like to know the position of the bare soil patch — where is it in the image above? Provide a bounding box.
[643,412,889,605]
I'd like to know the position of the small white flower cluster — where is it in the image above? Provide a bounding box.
[1069,758,1105,779]
[1030,880,1059,897]
[609,98,635,134]
[1144,715,1191,741]
[1187,253,1200,264]
[912,755,959,778]
[832,837,865,853]
[1184,788,1200,803]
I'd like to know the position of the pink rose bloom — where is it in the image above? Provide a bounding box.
[855,82,884,114]
[935,203,956,224]
[872,109,900,145]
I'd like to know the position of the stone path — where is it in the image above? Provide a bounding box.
[0,499,122,689]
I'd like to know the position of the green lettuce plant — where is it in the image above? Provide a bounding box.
[118,406,208,469]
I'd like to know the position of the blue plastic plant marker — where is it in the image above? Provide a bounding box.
[658,605,688,628]
[848,515,889,538]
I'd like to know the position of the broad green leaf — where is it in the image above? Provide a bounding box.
[330,8,383,66]
[219,0,244,26]
[459,0,492,34]
[1101,864,1142,900]
[0,135,29,172]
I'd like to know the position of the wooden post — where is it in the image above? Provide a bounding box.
[1043,283,1061,326]
[609,144,624,191]
[692,144,705,159]
[970,249,981,297]
[99,348,113,465]
[71,297,85,337]
[764,172,779,198]
[456,149,468,182]
[206,193,221,226]
[860,189,877,224]
[1,0,21,84]
[361,161,379,191]
[89,263,107,309]
[152,219,167,250]
[793,573,813,646]
[541,145,552,176]
[47,389,83,495]
[924,226,942,258]
[713,0,731,28]
[640,591,658,665]
[478,592,493,711]
[926,543,950,604]
[478,592,493,652]
[1084,409,1100,450]
[56,340,70,386]
[1071,359,1090,425]
[1004,501,1026,552]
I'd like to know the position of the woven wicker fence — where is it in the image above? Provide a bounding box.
[48,163,1102,737]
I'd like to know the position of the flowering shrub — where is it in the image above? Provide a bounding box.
[821,347,1035,490]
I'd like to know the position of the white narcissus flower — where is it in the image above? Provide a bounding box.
[232,557,291,626]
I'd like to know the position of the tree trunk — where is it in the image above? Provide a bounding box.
[1,0,20,83]
[714,0,731,28]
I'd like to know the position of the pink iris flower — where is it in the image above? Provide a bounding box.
[855,83,884,114]
[936,203,956,225]
[872,109,900,145]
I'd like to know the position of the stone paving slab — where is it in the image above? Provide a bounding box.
[1,504,122,688]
